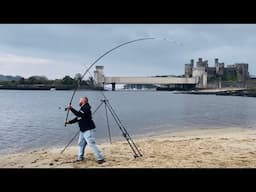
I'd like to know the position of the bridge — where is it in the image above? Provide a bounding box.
[94,66,200,91]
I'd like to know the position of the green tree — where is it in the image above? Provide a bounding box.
[74,73,82,82]
[27,76,37,84]
[26,76,49,84]
[39,76,48,84]
[19,77,25,84]
[88,76,95,86]
[62,75,74,85]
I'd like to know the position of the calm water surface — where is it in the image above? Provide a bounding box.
[1,90,256,154]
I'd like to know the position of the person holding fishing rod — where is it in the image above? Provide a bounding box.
[65,97,105,164]
[62,38,174,159]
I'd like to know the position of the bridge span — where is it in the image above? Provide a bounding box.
[94,66,200,90]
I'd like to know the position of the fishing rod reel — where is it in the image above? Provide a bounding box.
[64,107,69,111]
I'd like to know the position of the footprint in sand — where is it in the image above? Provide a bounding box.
[202,152,213,155]
[190,138,201,141]
[30,150,37,154]
[31,159,39,164]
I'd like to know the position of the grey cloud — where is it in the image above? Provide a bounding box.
[0,24,256,78]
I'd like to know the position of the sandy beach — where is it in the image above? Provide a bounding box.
[1,127,256,168]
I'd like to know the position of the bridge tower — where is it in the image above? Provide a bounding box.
[94,66,105,88]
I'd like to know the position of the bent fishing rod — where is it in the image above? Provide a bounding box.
[64,37,155,125]
[62,37,180,155]
[61,38,155,154]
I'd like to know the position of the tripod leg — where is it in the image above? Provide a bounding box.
[105,102,141,158]
[104,102,112,144]
[92,101,104,115]
[106,100,143,157]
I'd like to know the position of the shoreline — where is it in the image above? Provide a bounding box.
[174,88,256,97]
[1,127,256,168]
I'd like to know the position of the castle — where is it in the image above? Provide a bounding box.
[94,58,251,91]
[185,58,249,88]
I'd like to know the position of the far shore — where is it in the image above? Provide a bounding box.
[175,87,256,97]
[1,127,256,168]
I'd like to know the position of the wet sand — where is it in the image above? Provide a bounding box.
[1,127,256,168]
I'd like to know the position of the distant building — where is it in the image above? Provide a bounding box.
[184,58,249,88]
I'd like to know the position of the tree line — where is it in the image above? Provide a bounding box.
[0,73,96,89]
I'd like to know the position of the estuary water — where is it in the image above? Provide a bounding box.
[1,90,256,154]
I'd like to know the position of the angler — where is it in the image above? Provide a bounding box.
[65,97,105,164]
[61,37,177,157]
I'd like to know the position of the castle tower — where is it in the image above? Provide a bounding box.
[235,63,249,82]
[185,59,194,77]
[196,58,208,71]
[215,58,224,76]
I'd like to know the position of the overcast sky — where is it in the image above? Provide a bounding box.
[0,24,255,79]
